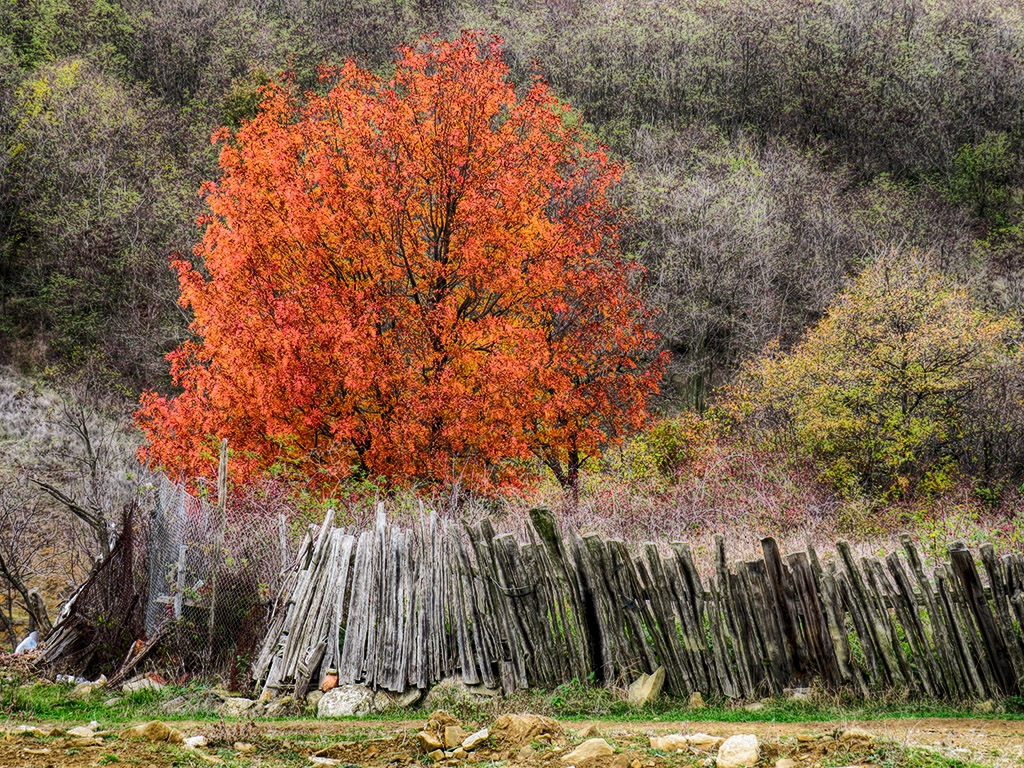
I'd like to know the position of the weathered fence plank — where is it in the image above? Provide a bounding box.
[251,510,1024,704]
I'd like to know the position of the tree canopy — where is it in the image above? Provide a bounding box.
[732,251,1022,496]
[136,32,666,493]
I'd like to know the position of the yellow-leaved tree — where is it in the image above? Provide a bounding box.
[730,251,1022,497]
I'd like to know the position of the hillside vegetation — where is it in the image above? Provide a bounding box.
[1,0,1022,547]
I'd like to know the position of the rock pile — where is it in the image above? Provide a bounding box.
[415,711,563,762]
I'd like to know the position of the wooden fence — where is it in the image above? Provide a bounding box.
[252,507,1024,701]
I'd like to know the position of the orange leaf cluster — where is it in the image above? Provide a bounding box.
[137,32,666,494]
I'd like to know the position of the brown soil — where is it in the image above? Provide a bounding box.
[0,716,1021,768]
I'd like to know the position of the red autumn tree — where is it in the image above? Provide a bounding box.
[137,32,666,495]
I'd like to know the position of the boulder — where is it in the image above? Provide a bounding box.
[688,692,706,709]
[423,677,500,712]
[372,692,393,713]
[627,666,666,707]
[305,690,324,713]
[120,721,185,745]
[219,697,256,718]
[562,738,615,763]
[318,685,375,717]
[265,699,294,718]
[394,688,425,709]
[716,734,759,768]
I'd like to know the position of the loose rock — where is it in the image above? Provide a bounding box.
[491,714,562,749]
[70,682,95,700]
[577,723,602,739]
[716,734,759,768]
[394,688,425,709]
[462,727,489,751]
[562,738,615,763]
[650,733,723,752]
[776,759,800,768]
[161,696,191,714]
[689,692,706,709]
[444,724,470,749]
[688,734,725,750]
[122,676,163,694]
[650,734,690,752]
[627,666,666,707]
[839,728,876,744]
[305,690,325,712]
[418,731,444,752]
[120,721,185,745]
[220,697,256,718]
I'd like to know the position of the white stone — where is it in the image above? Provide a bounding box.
[317,684,375,717]
[184,735,209,749]
[462,728,489,751]
[716,734,759,768]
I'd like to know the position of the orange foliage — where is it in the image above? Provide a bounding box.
[137,32,666,494]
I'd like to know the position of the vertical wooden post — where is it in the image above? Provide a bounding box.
[207,439,228,662]
[278,512,288,575]
[174,544,187,620]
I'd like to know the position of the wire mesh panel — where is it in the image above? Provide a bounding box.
[147,475,287,681]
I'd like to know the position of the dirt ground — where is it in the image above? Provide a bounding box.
[1,716,1022,768]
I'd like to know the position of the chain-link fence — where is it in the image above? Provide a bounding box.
[147,474,288,683]
[40,473,290,687]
